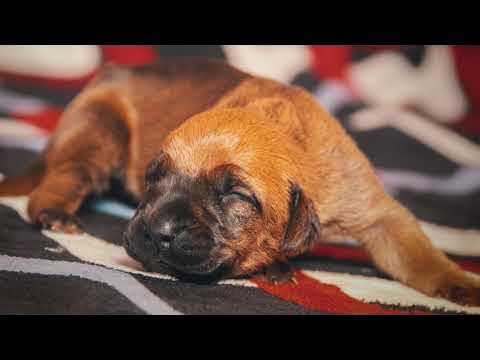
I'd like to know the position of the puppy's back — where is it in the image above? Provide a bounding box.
[48,58,251,196]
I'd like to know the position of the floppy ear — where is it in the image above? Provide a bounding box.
[282,184,321,257]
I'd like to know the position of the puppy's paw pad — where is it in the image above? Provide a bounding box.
[37,209,84,235]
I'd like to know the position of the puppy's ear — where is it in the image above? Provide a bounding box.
[282,184,321,257]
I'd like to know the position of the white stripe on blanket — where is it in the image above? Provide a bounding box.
[0,254,181,315]
[0,45,101,78]
[378,167,480,196]
[350,107,480,168]
[0,89,47,114]
[304,270,480,314]
[0,119,49,152]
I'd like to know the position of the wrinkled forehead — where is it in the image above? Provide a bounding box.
[164,132,250,178]
[162,129,278,208]
[162,108,266,178]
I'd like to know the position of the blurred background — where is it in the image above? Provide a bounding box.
[0,45,479,229]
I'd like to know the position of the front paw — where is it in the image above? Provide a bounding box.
[435,274,480,306]
[260,261,297,285]
[36,209,84,234]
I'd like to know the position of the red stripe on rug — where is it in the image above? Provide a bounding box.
[0,70,96,90]
[253,270,429,315]
[310,244,371,262]
[310,245,480,275]
[12,107,63,133]
[309,46,351,82]
[102,46,158,65]
[457,260,480,274]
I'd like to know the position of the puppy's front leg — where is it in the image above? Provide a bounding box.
[28,102,129,234]
[28,163,96,234]
[259,261,297,285]
[355,198,480,306]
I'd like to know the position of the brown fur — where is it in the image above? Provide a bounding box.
[1,57,479,305]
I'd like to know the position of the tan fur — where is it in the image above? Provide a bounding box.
[1,57,479,305]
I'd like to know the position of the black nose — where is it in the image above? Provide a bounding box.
[147,198,195,245]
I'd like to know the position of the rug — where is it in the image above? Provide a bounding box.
[1,45,480,315]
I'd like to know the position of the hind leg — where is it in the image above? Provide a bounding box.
[27,102,129,234]
[317,138,480,306]
[353,198,480,306]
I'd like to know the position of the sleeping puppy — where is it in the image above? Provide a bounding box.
[1,57,479,305]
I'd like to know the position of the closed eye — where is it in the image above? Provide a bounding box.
[220,188,262,212]
[213,164,262,213]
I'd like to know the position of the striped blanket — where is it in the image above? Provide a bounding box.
[1,45,480,314]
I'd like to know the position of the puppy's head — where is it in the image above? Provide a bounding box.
[124,106,320,281]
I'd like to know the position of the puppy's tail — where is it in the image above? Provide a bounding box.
[0,159,46,197]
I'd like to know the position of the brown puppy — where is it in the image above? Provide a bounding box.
[1,57,479,305]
